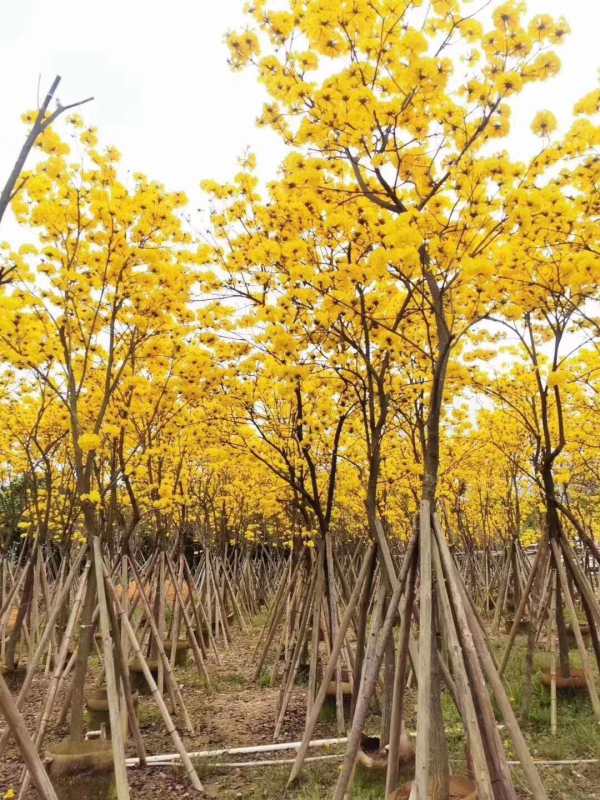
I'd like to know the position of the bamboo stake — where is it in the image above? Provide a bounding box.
[274,562,317,739]
[550,580,557,737]
[93,537,130,800]
[103,564,204,793]
[338,578,388,800]
[0,558,28,629]
[432,530,496,800]
[31,552,41,659]
[0,560,6,663]
[332,538,416,800]
[165,553,210,686]
[493,548,511,634]
[55,648,80,727]
[10,549,85,713]
[325,534,345,735]
[438,536,549,800]
[182,753,343,769]
[253,557,298,681]
[182,556,220,663]
[103,570,147,764]
[500,540,548,676]
[38,554,60,667]
[560,536,600,633]
[126,735,349,766]
[352,544,377,717]
[0,670,59,800]
[127,555,194,733]
[415,504,434,800]
[306,547,325,719]
[156,552,166,696]
[288,544,376,786]
[16,566,90,800]
[385,556,416,798]
[221,561,249,633]
[69,563,97,741]
[169,558,182,671]
[551,539,600,721]
[4,547,37,671]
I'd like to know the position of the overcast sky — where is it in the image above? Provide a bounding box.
[1,0,599,216]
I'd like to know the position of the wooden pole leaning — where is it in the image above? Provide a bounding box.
[102,563,205,793]
[0,670,59,800]
[288,543,376,786]
[93,536,130,800]
[434,518,549,800]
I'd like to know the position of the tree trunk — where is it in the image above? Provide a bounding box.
[542,466,571,678]
[69,566,96,741]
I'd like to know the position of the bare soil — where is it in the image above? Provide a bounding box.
[0,619,335,800]
[2,621,600,800]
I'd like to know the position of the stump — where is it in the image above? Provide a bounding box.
[566,624,590,650]
[295,661,310,684]
[541,669,588,692]
[356,732,415,776]
[0,662,27,692]
[164,639,190,667]
[85,688,111,734]
[129,658,159,695]
[47,739,114,800]
[85,686,138,737]
[321,674,353,718]
[503,617,530,635]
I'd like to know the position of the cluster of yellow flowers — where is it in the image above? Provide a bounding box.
[0,0,599,555]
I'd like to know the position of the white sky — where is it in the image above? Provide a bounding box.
[0,0,599,220]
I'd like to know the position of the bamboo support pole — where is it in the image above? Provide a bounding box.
[254,557,298,681]
[325,534,345,735]
[103,569,147,764]
[0,670,59,800]
[165,553,210,686]
[126,735,348,766]
[385,557,416,798]
[500,540,548,676]
[0,559,28,628]
[332,538,416,800]
[103,564,204,793]
[16,565,90,800]
[435,523,549,800]
[492,549,511,634]
[10,549,85,712]
[69,564,97,741]
[433,525,513,800]
[127,555,194,732]
[288,544,376,786]
[274,563,317,739]
[306,549,324,719]
[551,539,600,721]
[415,504,434,800]
[156,552,166,696]
[550,580,557,737]
[221,562,249,633]
[182,556,221,664]
[183,558,221,666]
[93,537,130,800]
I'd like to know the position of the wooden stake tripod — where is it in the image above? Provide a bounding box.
[500,529,600,726]
[287,503,548,800]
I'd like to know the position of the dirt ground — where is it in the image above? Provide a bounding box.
[0,618,340,800]
[2,620,600,800]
